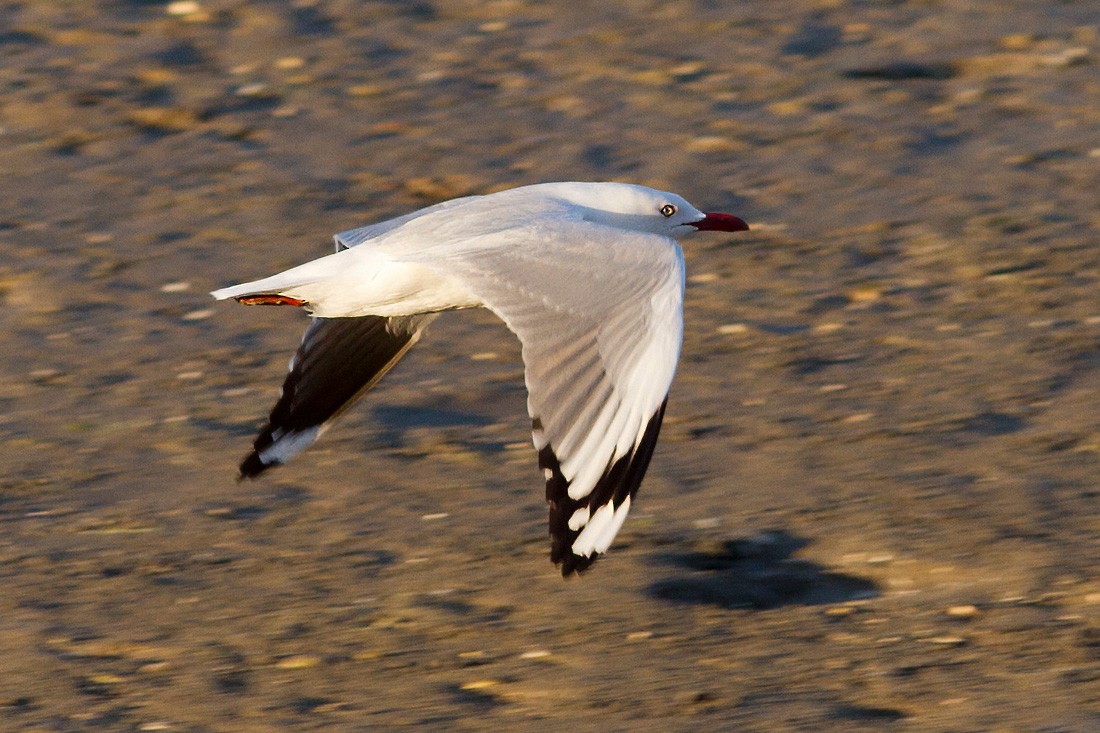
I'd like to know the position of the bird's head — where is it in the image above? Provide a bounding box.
[548,182,749,239]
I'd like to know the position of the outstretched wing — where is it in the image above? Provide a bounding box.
[514,293,679,576]
[421,222,685,574]
[240,314,436,477]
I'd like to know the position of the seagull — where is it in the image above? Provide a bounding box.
[211,182,749,575]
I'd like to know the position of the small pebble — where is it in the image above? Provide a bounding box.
[768,99,807,117]
[275,654,321,669]
[160,281,190,293]
[947,604,981,618]
[182,309,212,321]
[847,285,883,303]
[166,1,200,16]
[235,83,269,97]
[1042,47,1089,67]
[670,61,706,79]
[686,136,738,153]
[926,636,967,646]
[519,649,550,659]
[998,33,1035,50]
[461,679,499,691]
[347,84,384,97]
[88,673,125,684]
[716,323,748,335]
[353,650,382,660]
[128,107,200,132]
[275,56,305,70]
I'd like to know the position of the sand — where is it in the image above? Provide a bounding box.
[1,1,1097,730]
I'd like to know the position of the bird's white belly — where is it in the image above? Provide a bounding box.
[284,258,482,318]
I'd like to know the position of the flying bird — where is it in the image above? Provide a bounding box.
[212,182,749,574]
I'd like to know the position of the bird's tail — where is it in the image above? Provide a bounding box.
[210,253,346,303]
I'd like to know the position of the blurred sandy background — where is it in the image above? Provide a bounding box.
[1,1,1098,730]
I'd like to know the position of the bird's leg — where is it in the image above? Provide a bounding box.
[234,295,308,307]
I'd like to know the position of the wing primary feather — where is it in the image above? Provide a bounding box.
[240,314,435,478]
[541,397,668,576]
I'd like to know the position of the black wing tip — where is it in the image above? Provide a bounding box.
[540,398,670,577]
[238,452,277,480]
[558,551,598,577]
[549,516,601,576]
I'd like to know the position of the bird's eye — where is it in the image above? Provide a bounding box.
[660,204,677,218]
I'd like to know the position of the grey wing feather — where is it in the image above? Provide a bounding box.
[240,314,436,477]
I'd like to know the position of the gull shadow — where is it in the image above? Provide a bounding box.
[648,531,878,609]
[371,404,493,432]
[369,403,499,455]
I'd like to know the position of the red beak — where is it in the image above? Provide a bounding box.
[692,212,749,232]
